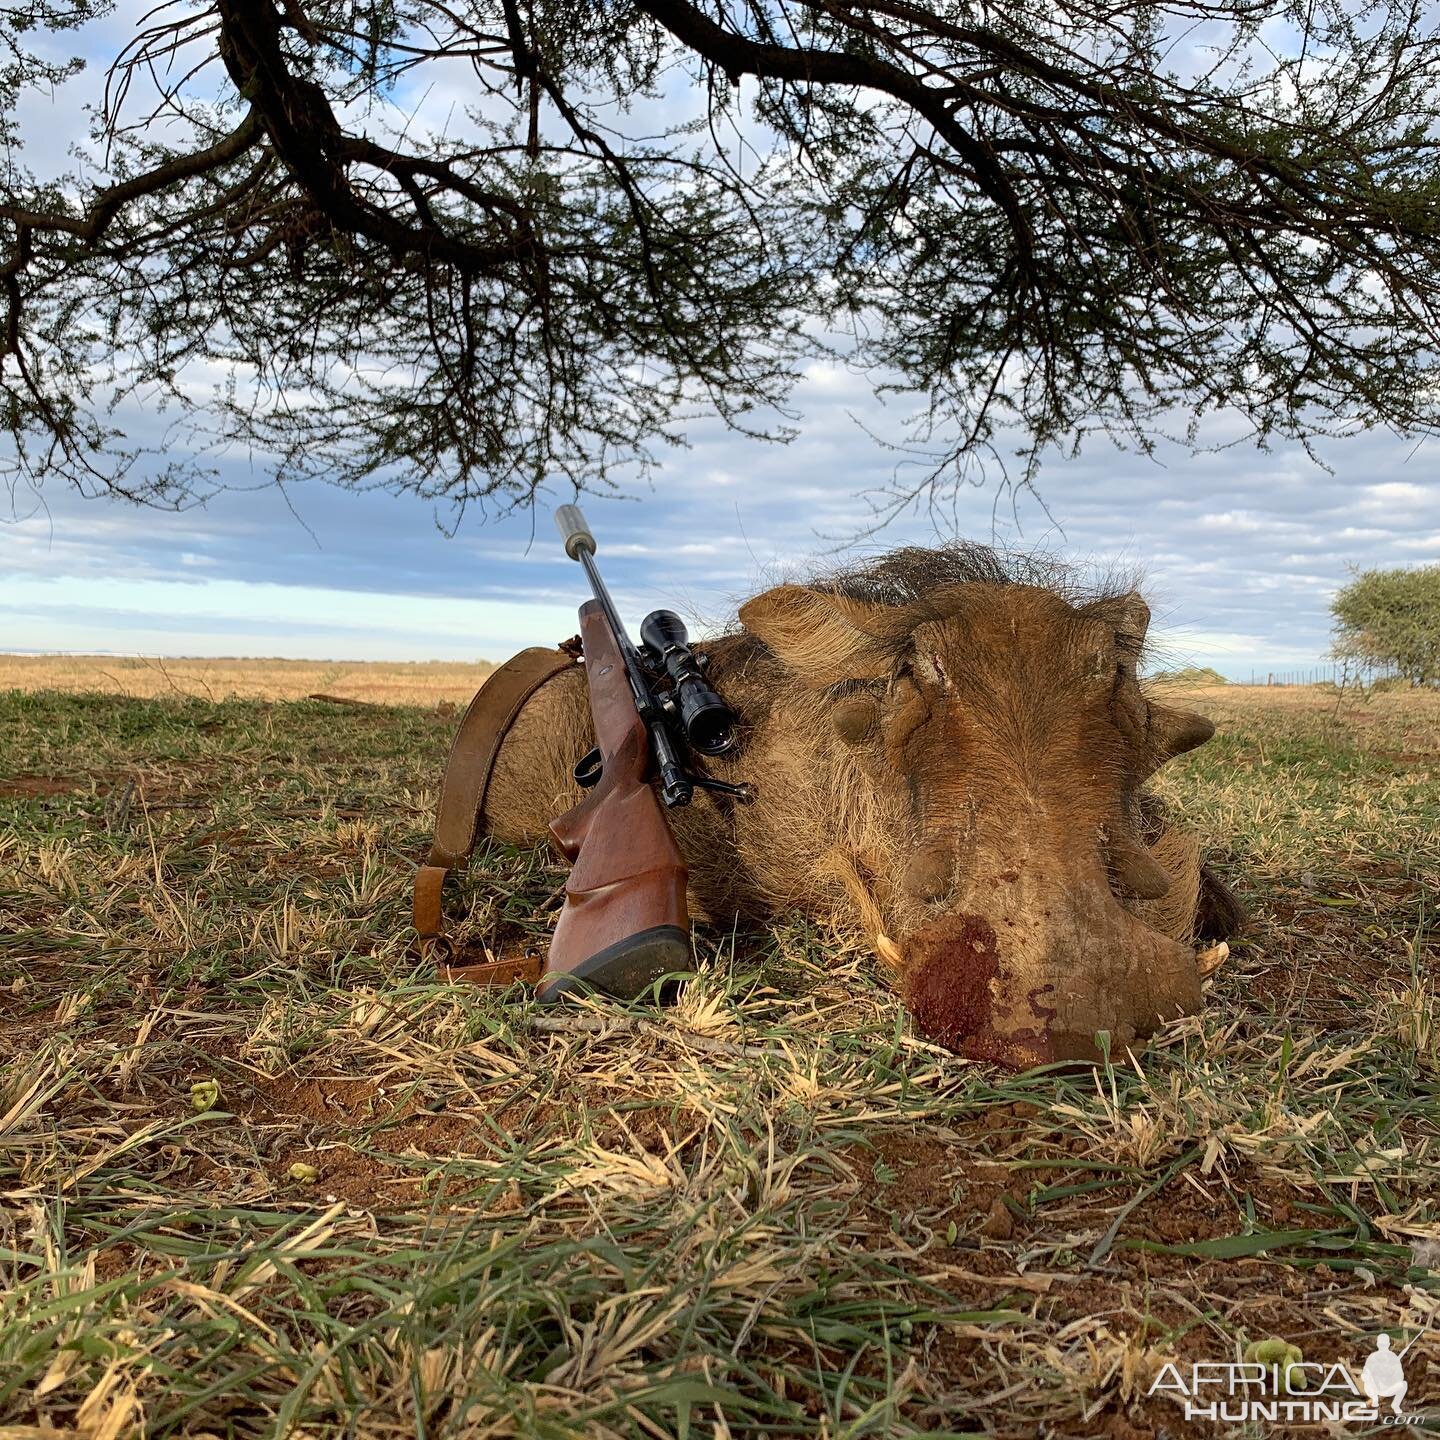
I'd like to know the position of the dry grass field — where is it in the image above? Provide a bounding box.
[0,675,1436,1438]
[0,655,494,707]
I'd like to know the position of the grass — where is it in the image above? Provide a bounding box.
[0,655,494,706]
[0,679,1436,1438]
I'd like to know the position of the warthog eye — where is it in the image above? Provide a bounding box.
[832,693,881,744]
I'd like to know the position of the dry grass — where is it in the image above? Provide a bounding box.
[0,654,494,706]
[0,680,1436,1438]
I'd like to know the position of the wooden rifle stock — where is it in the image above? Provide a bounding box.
[537,600,692,1000]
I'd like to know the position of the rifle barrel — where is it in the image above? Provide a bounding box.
[555,504,692,806]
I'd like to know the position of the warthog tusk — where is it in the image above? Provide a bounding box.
[1196,939,1230,977]
[875,932,903,969]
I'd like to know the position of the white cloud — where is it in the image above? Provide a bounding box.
[2,575,581,661]
[1365,481,1430,503]
[1195,511,1287,534]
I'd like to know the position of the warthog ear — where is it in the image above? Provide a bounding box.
[738,585,909,686]
[1081,590,1150,655]
[1081,591,1217,765]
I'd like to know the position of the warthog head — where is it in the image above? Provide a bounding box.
[728,547,1227,1065]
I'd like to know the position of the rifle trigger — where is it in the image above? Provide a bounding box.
[573,747,603,789]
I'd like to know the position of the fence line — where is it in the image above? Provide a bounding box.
[1243,662,1405,687]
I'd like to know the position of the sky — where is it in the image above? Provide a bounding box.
[2,11,1438,678]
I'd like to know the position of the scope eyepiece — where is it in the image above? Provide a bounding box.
[640,609,740,757]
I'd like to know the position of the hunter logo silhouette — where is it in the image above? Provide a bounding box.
[1361,1334,1409,1415]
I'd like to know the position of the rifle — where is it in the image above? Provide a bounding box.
[540,504,753,1002]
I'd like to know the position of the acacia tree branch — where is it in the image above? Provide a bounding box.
[0,110,262,244]
[632,0,1037,265]
[214,0,536,275]
[2,0,1439,517]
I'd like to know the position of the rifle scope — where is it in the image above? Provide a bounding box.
[640,610,740,757]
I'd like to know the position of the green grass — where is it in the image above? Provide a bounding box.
[1,686,1437,1437]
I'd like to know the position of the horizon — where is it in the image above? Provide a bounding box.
[0,634,1389,687]
[3,7,1438,674]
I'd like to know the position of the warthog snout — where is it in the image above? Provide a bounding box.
[901,859,1203,1065]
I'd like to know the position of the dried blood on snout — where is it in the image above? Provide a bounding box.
[903,911,1064,1064]
[902,912,1000,1049]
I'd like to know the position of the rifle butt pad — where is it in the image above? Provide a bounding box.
[537,923,691,1002]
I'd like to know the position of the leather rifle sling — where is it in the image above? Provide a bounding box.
[413,646,578,984]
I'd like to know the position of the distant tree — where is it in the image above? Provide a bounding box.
[6,1,1440,519]
[1331,566,1440,686]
